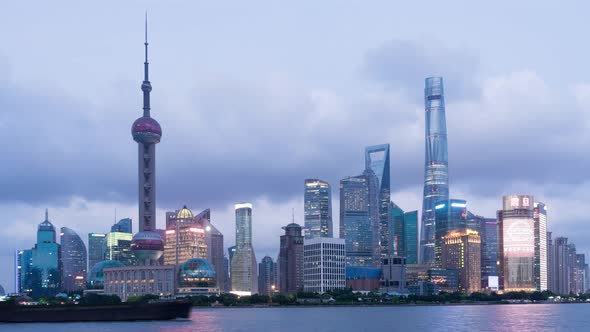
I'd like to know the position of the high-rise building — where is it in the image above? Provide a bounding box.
[130,20,164,264]
[365,144,391,260]
[163,206,207,266]
[567,243,577,294]
[304,179,333,239]
[498,195,536,292]
[404,211,419,265]
[575,254,587,294]
[31,210,61,297]
[201,210,226,292]
[111,218,132,233]
[88,233,106,271]
[258,256,277,296]
[60,227,87,291]
[279,223,304,294]
[303,238,346,294]
[480,218,498,289]
[391,202,405,257]
[420,77,450,266]
[104,231,134,265]
[547,231,554,292]
[339,175,373,267]
[551,236,569,294]
[441,229,481,293]
[231,203,257,294]
[533,202,548,291]
[17,249,33,294]
[389,202,419,265]
[434,199,467,268]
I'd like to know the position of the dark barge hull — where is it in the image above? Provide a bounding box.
[0,301,192,323]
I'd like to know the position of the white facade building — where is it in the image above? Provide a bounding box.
[303,238,346,293]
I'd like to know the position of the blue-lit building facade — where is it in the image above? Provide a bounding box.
[434,199,467,268]
[390,202,419,265]
[30,211,61,297]
[111,218,132,233]
[17,249,33,293]
[304,179,333,239]
[88,233,106,271]
[60,227,87,291]
[340,175,373,267]
[365,144,391,260]
[421,77,450,266]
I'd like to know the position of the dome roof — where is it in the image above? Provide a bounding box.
[132,116,162,144]
[177,205,194,219]
[179,258,216,279]
[88,260,125,283]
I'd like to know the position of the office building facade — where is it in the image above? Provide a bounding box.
[434,199,467,268]
[88,233,106,271]
[231,203,257,294]
[340,175,373,266]
[258,256,277,296]
[60,227,87,291]
[163,206,207,266]
[533,202,548,291]
[303,238,346,294]
[304,179,333,239]
[279,223,304,294]
[442,229,481,293]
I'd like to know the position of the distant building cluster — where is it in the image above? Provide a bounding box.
[9,41,588,300]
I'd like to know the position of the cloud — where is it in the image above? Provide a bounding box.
[363,39,480,100]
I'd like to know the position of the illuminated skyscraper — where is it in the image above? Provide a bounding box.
[304,179,333,239]
[365,144,391,260]
[17,249,33,293]
[340,175,373,266]
[60,227,87,291]
[88,233,106,271]
[231,203,257,294]
[420,77,449,266]
[31,210,61,297]
[533,202,548,291]
[163,206,207,266]
[104,231,134,265]
[434,199,467,268]
[498,195,536,292]
[442,229,481,293]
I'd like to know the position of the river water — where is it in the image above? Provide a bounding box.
[1,303,589,331]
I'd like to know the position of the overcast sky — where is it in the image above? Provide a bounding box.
[1,1,590,291]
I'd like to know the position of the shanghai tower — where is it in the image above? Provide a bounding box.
[130,18,164,263]
[420,77,449,266]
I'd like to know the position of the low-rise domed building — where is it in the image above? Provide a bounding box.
[88,260,125,288]
[177,258,220,297]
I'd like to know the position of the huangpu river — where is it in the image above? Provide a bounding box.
[1,304,589,331]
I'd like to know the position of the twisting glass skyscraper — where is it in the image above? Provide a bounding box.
[420,77,449,266]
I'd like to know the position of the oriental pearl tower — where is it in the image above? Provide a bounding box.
[130,18,164,264]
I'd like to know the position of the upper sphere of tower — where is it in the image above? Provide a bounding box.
[132,116,162,144]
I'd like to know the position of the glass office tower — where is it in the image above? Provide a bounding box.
[404,211,419,264]
[60,227,87,291]
[88,233,106,271]
[304,179,333,239]
[365,144,391,260]
[340,175,373,267]
[434,199,467,268]
[533,202,548,291]
[421,77,449,266]
[231,203,257,294]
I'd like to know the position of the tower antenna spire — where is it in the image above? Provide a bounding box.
[141,11,152,117]
[45,208,48,221]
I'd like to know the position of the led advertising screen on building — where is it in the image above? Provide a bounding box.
[503,217,534,258]
[503,195,534,211]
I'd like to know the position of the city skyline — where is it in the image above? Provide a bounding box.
[2,1,590,291]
